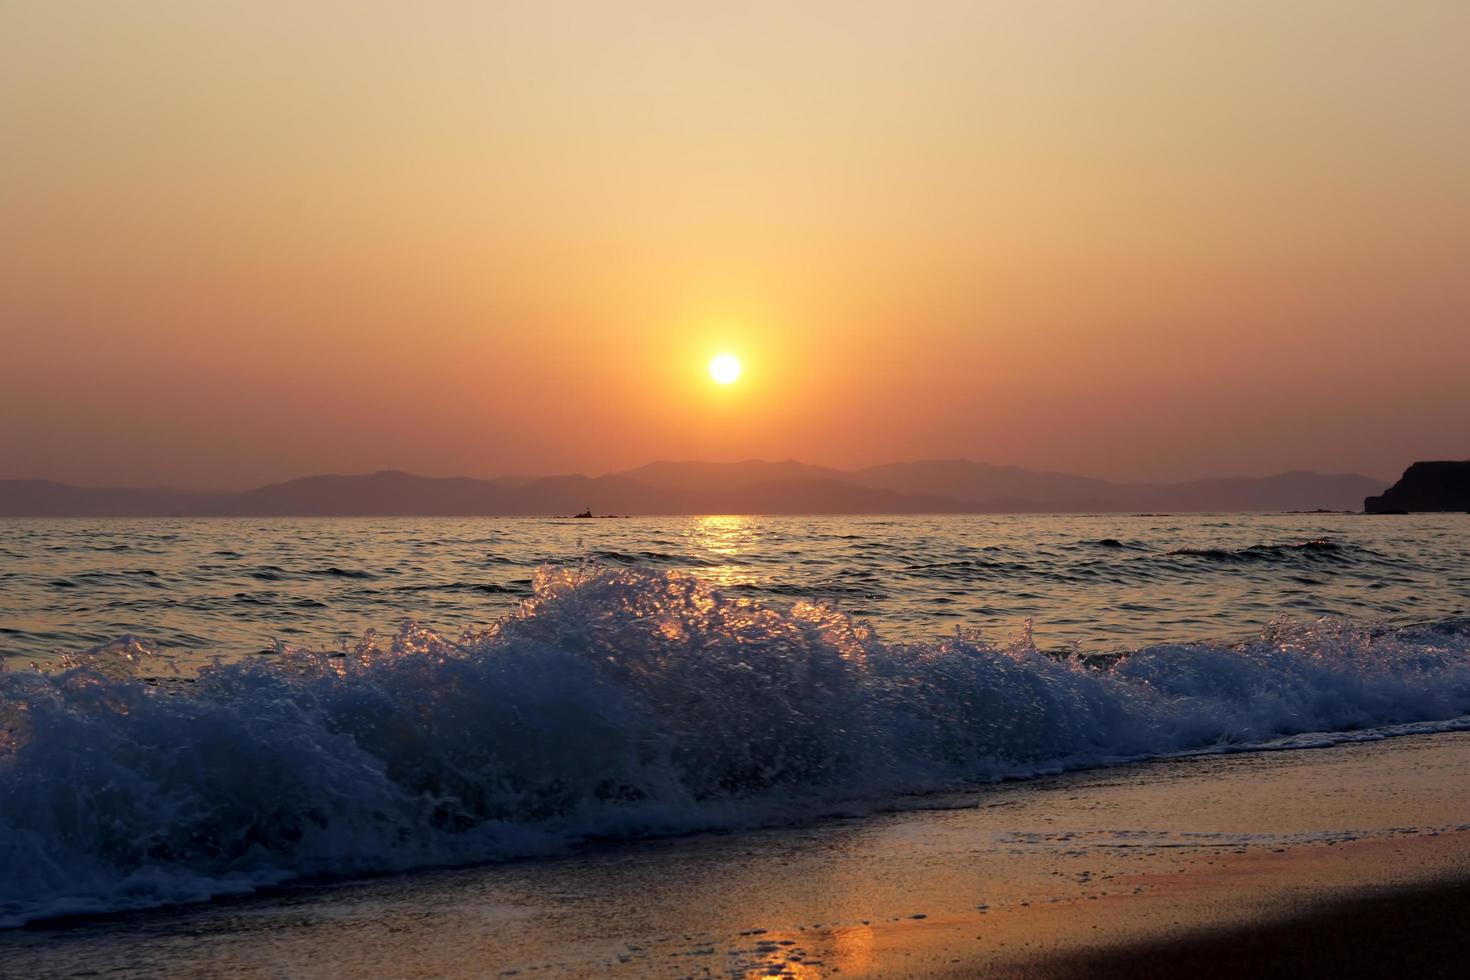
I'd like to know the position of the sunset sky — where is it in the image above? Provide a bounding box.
[2,1,1466,489]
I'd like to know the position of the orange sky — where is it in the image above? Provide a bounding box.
[2,1,1467,489]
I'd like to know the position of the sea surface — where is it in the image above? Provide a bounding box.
[3,514,1469,668]
[2,513,1469,928]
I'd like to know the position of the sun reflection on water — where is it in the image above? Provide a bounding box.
[686,515,763,589]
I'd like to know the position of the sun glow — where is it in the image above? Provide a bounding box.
[708,353,742,385]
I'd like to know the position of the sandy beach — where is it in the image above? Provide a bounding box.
[4,729,1467,978]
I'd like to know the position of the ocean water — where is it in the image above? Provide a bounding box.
[2,514,1469,927]
[4,514,1469,668]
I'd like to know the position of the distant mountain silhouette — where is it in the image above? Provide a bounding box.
[1364,461,1470,513]
[0,461,1388,517]
[615,459,848,493]
[849,460,1387,513]
[852,459,1125,511]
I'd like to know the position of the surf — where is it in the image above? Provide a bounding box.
[3,564,1469,927]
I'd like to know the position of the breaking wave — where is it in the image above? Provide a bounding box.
[3,565,1470,927]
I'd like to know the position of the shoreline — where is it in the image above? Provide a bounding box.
[857,830,1470,978]
[3,730,1468,977]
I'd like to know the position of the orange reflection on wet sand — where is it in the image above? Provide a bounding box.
[739,923,874,978]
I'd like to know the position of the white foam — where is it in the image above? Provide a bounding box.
[3,565,1468,927]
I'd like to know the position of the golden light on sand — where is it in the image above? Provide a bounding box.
[709,353,742,385]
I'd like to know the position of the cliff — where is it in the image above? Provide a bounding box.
[1364,461,1470,513]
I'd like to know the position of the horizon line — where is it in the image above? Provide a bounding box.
[0,456,1409,494]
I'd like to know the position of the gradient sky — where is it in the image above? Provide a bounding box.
[2,1,1467,489]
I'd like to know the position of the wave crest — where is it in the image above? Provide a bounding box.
[3,564,1469,926]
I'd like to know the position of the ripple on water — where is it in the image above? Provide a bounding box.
[0,514,1467,668]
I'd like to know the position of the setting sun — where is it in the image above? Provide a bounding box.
[709,353,742,385]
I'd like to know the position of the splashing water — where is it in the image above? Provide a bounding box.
[3,565,1470,927]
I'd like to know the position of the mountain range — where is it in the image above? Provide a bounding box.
[0,460,1388,516]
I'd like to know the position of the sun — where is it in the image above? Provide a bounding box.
[708,353,742,384]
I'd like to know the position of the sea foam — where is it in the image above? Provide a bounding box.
[3,565,1469,926]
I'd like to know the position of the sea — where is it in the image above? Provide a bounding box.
[2,513,1469,928]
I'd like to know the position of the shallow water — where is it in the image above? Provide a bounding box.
[4,733,1469,978]
[2,514,1467,668]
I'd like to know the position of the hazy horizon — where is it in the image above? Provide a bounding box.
[4,2,1468,489]
[0,454,1403,493]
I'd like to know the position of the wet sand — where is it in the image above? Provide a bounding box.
[4,731,1468,978]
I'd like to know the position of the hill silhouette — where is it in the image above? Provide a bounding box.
[0,460,1387,516]
[1364,461,1470,513]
